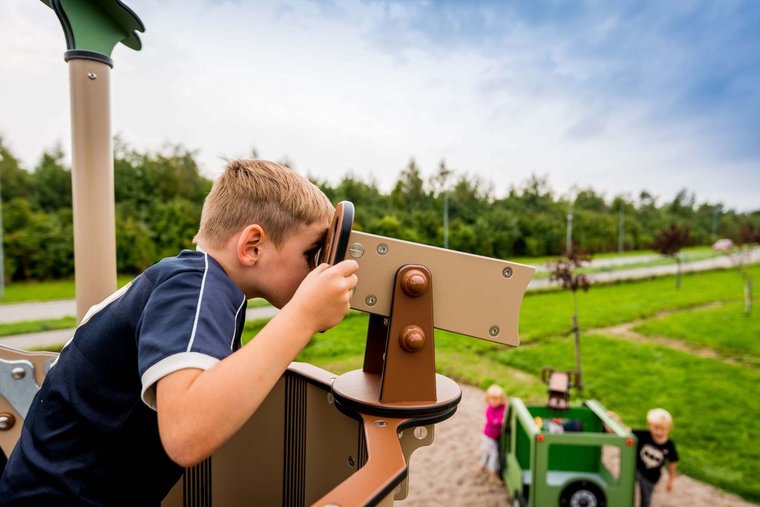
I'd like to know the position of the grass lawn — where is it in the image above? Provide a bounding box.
[634,301,760,367]
[0,317,77,337]
[236,265,760,502]
[3,261,759,500]
[0,275,135,303]
[284,312,760,501]
[518,265,760,341]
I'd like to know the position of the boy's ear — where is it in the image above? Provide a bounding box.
[237,224,265,266]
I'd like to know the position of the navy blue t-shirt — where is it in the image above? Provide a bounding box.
[633,429,679,483]
[0,250,247,506]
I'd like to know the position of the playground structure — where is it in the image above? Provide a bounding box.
[502,369,637,507]
[0,201,535,505]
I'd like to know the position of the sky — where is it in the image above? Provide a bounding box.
[1,0,759,211]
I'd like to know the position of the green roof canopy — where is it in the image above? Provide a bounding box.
[41,0,144,57]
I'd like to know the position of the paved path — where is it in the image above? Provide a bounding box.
[1,249,757,350]
[0,306,279,350]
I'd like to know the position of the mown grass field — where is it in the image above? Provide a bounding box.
[259,265,759,502]
[634,301,760,367]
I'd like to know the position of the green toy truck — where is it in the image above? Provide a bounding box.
[502,396,637,507]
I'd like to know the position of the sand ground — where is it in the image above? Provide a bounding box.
[396,384,756,507]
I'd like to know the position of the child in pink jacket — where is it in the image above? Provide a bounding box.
[480,384,507,480]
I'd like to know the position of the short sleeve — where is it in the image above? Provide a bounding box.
[138,264,245,409]
[668,441,679,462]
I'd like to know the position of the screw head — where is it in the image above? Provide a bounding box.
[11,367,26,380]
[87,72,97,80]
[365,294,377,306]
[349,243,365,258]
[377,243,389,255]
[489,326,500,337]
[502,266,513,278]
[375,420,387,427]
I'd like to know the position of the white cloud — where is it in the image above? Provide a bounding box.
[1,0,757,211]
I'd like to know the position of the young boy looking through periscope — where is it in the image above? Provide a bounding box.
[0,160,359,506]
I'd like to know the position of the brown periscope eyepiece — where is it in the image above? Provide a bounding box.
[317,201,355,266]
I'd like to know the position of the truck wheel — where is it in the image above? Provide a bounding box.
[559,480,606,507]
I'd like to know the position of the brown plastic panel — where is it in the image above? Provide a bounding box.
[347,231,535,345]
[311,415,408,507]
[331,370,461,418]
[380,265,436,403]
[162,363,364,507]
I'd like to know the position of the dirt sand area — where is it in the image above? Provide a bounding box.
[397,384,756,507]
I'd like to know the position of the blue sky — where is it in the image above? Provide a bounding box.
[1,0,758,211]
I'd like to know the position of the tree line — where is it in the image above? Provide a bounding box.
[1,137,758,281]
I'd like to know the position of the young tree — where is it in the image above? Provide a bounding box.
[548,244,592,390]
[717,224,760,316]
[652,223,691,289]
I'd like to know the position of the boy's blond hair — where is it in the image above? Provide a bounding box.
[485,384,507,405]
[194,160,334,248]
[647,408,673,427]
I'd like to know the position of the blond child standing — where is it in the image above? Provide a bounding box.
[633,408,679,507]
[480,384,508,480]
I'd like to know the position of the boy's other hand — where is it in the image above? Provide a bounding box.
[287,259,359,334]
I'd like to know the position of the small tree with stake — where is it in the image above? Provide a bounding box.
[547,244,591,390]
[652,223,691,289]
[718,224,760,316]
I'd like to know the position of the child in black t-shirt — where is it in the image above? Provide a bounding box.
[633,408,679,507]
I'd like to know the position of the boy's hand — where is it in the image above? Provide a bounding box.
[286,259,359,334]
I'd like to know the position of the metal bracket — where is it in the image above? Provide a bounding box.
[0,358,41,419]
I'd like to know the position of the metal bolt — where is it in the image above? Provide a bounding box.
[414,426,428,440]
[326,392,335,405]
[11,367,26,380]
[377,243,389,255]
[349,243,365,258]
[399,325,426,352]
[489,326,500,337]
[397,431,404,439]
[375,420,387,427]
[0,413,15,431]
[87,72,97,80]
[502,266,513,278]
[365,294,377,306]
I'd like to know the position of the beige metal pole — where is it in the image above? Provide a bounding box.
[67,58,117,322]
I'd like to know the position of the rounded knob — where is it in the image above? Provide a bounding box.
[401,269,428,297]
[399,325,426,352]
